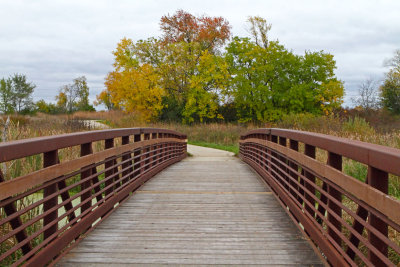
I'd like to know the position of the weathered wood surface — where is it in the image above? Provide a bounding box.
[58,145,323,266]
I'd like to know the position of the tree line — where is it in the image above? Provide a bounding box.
[1,10,398,120]
[352,49,400,113]
[96,11,345,123]
[0,75,94,115]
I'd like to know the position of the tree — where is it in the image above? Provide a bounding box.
[0,74,35,114]
[102,10,232,123]
[160,9,231,53]
[56,76,94,113]
[0,78,14,114]
[380,50,400,114]
[225,35,343,122]
[182,50,229,123]
[11,74,35,113]
[247,16,271,48]
[380,70,400,114]
[36,99,58,114]
[105,64,164,121]
[94,90,115,110]
[352,78,380,110]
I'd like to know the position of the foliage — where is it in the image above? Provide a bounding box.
[100,11,344,123]
[381,70,400,114]
[0,78,14,114]
[225,36,344,122]
[94,90,115,110]
[247,16,271,48]
[56,76,95,113]
[0,74,35,114]
[35,99,59,114]
[105,64,164,121]
[102,10,232,123]
[160,9,231,52]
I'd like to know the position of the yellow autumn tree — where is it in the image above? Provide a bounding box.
[105,64,164,121]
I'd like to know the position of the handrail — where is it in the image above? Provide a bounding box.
[240,128,400,267]
[0,128,187,266]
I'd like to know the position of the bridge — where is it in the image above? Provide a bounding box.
[0,128,399,266]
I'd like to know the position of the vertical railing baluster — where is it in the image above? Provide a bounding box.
[266,134,271,174]
[80,143,93,215]
[134,133,141,177]
[304,144,316,218]
[144,133,150,171]
[158,133,163,164]
[121,136,131,184]
[270,135,279,185]
[327,152,342,246]
[278,137,288,191]
[289,140,300,204]
[43,150,58,240]
[368,167,388,266]
[151,132,157,168]
[104,138,114,197]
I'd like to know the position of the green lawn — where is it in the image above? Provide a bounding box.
[188,140,239,155]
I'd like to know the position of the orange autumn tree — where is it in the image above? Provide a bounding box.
[101,10,231,122]
[160,9,231,52]
[104,38,164,121]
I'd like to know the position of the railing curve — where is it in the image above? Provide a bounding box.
[240,128,400,267]
[0,128,187,266]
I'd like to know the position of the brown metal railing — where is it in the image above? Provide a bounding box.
[240,128,400,267]
[0,128,187,266]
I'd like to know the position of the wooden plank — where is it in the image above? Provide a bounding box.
[58,146,323,266]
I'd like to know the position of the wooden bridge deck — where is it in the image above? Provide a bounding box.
[58,145,323,266]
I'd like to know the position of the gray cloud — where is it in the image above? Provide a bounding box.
[1,0,399,108]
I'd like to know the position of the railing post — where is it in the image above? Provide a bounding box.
[289,140,300,204]
[144,133,150,171]
[278,137,288,191]
[134,133,141,177]
[368,167,388,266]
[266,134,271,174]
[271,135,278,179]
[304,144,316,218]
[43,150,58,240]
[80,143,93,215]
[121,136,132,185]
[327,152,342,246]
[151,132,157,168]
[104,138,114,197]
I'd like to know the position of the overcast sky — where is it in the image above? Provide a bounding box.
[1,0,399,109]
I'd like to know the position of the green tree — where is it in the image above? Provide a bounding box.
[380,70,400,114]
[36,99,58,114]
[381,50,400,114]
[11,74,35,113]
[225,35,343,122]
[56,76,94,113]
[0,78,14,114]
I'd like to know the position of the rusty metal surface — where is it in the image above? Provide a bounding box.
[0,128,187,266]
[240,128,400,267]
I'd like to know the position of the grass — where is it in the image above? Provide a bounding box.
[188,140,239,155]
